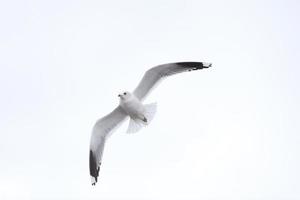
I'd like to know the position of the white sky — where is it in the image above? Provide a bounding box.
[0,0,299,199]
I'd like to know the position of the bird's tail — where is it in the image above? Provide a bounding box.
[126,102,157,134]
[143,102,157,124]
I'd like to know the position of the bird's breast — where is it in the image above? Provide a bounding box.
[120,99,144,118]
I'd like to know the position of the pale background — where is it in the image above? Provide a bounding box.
[0,0,299,199]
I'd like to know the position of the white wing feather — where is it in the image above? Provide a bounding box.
[89,106,128,185]
[133,62,212,101]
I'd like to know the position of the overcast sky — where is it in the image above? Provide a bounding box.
[0,0,299,199]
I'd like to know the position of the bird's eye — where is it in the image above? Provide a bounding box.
[124,92,127,95]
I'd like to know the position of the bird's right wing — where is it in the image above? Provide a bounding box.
[133,62,212,101]
[89,106,128,185]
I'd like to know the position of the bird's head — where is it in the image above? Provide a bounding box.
[118,91,131,101]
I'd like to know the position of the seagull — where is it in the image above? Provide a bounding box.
[89,61,212,185]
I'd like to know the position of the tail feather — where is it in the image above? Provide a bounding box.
[143,102,157,124]
[126,102,157,134]
[126,118,144,133]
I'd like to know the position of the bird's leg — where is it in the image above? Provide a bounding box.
[142,117,148,123]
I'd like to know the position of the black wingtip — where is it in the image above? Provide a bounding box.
[90,150,100,185]
[176,62,212,70]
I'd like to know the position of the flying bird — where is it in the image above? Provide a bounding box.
[89,62,212,185]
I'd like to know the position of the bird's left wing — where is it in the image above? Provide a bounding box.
[89,106,128,185]
[133,62,212,101]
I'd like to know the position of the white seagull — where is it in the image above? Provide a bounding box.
[89,62,212,185]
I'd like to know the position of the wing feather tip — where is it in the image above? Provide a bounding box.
[89,150,100,186]
[176,62,212,70]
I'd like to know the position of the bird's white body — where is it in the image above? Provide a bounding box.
[118,91,157,133]
[119,92,145,122]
